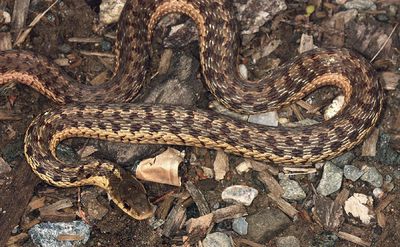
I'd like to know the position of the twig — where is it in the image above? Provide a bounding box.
[370,23,398,63]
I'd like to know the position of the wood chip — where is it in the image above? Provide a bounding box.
[313,189,349,231]
[361,128,379,157]
[381,71,399,90]
[158,49,173,75]
[90,71,110,86]
[185,204,247,245]
[257,170,284,197]
[155,194,175,220]
[375,194,395,228]
[235,238,265,247]
[39,199,76,221]
[213,150,229,181]
[57,234,84,241]
[290,104,304,121]
[0,32,12,51]
[28,197,46,212]
[337,231,371,247]
[267,193,299,219]
[212,204,247,223]
[162,193,190,237]
[282,167,317,175]
[185,181,211,216]
[11,0,30,31]
[6,233,28,246]
[68,37,103,43]
[298,33,315,54]
[79,51,115,58]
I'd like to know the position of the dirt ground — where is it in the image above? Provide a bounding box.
[0,0,399,246]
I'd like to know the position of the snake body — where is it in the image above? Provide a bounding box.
[0,0,383,219]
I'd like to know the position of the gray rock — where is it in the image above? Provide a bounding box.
[312,232,338,247]
[234,0,287,35]
[331,152,355,167]
[280,178,306,201]
[202,232,233,247]
[317,162,343,196]
[29,221,90,247]
[361,166,383,188]
[344,0,376,10]
[232,217,248,236]
[276,236,301,247]
[221,185,258,206]
[246,208,291,243]
[248,111,279,127]
[376,133,400,166]
[343,165,364,182]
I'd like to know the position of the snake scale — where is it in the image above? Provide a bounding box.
[0,0,383,220]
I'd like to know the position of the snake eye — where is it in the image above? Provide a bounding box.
[123,202,132,211]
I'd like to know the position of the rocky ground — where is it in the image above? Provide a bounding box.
[0,0,399,246]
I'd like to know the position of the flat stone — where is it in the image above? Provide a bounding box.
[276,236,301,247]
[280,178,306,201]
[344,0,376,10]
[361,166,383,188]
[317,162,343,196]
[221,185,258,206]
[331,152,355,168]
[248,111,279,127]
[202,232,233,247]
[232,217,248,236]
[246,208,291,243]
[343,165,364,182]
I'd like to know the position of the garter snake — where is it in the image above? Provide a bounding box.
[0,0,383,220]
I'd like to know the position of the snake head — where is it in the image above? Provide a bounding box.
[108,170,154,220]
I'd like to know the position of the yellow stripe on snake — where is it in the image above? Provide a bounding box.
[0,0,383,220]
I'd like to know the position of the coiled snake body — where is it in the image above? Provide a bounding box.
[0,0,383,219]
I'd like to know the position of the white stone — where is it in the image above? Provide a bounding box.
[222,185,258,206]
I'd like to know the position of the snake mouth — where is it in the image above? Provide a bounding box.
[133,209,154,220]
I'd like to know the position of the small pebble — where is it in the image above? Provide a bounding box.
[221,185,258,206]
[375,13,389,22]
[235,160,252,174]
[324,95,344,120]
[280,178,306,201]
[343,165,364,182]
[203,232,233,247]
[373,188,384,199]
[361,166,383,188]
[276,236,301,247]
[317,162,343,196]
[344,0,376,10]
[239,64,248,80]
[331,152,355,167]
[232,217,248,236]
[248,111,279,127]
[101,40,112,51]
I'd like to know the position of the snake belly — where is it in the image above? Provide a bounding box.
[0,0,384,220]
